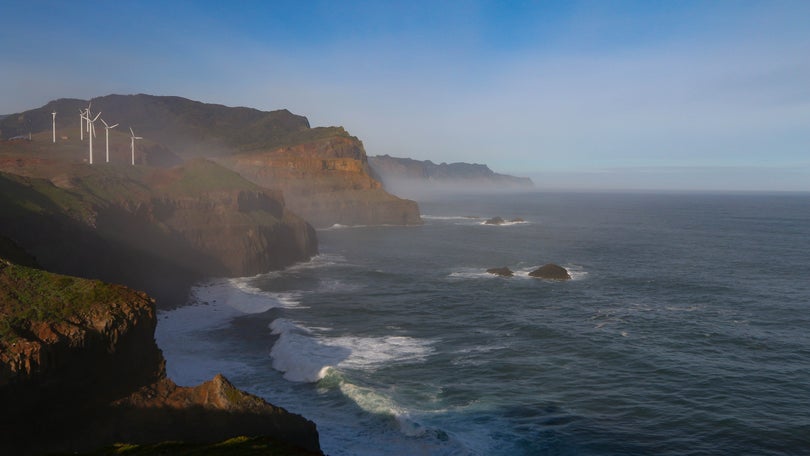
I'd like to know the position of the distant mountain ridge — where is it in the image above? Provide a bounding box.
[368,154,533,198]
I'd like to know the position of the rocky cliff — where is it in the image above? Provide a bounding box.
[0,159,317,306]
[369,154,534,199]
[222,130,422,228]
[0,258,322,455]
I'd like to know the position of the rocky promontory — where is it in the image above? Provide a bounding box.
[223,130,422,228]
[0,257,322,455]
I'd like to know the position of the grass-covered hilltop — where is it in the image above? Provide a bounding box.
[1,94,421,228]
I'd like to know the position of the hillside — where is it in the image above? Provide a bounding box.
[0,94,422,227]
[369,154,534,199]
[0,158,317,306]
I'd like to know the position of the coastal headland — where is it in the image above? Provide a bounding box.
[0,94,419,454]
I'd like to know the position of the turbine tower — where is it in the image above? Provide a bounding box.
[51,111,57,143]
[86,112,101,164]
[101,119,118,163]
[79,109,85,141]
[129,127,143,165]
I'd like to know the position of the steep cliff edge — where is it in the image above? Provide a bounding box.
[0,258,322,455]
[0,159,317,306]
[369,154,534,199]
[222,130,422,228]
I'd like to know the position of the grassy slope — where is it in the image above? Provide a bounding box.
[0,259,125,342]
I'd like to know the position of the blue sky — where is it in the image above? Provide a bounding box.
[2,0,809,191]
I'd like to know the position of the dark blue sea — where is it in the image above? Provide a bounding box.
[156,192,810,455]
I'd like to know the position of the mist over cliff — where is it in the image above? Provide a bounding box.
[0,94,422,228]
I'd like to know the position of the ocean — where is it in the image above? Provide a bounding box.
[156,191,810,455]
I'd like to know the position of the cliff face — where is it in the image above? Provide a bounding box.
[369,154,534,199]
[0,160,317,306]
[0,258,321,455]
[223,133,422,228]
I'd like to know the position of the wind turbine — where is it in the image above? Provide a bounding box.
[79,102,92,141]
[79,109,85,141]
[51,111,57,143]
[86,111,101,164]
[129,127,143,165]
[101,119,118,163]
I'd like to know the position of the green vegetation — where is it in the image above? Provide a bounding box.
[51,436,319,456]
[163,159,262,194]
[0,260,124,342]
[243,126,352,152]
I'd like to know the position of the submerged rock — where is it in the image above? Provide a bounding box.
[486,267,514,277]
[484,216,505,225]
[529,264,571,280]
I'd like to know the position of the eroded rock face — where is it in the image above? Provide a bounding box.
[486,267,514,277]
[223,135,422,228]
[0,260,322,455]
[0,162,318,306]
[110,375,320,453]
[529,263,571,280]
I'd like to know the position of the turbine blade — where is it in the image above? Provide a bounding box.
[129,127,135,136]
[110,123,119,129]
[134,136,143,140]
[92,112,101,121]
[101,118,109,127]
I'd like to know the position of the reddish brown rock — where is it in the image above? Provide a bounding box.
[529,263,571,280]
[223,134,422,228]
[0,259,322,455]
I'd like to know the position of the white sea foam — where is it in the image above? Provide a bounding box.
[338,382,427,436]
[479,220,529,226]
[286,253,346,271]
[421,215,482,220]
[268,318,433,383]
[448,268,500,279]
[156,278,302,385]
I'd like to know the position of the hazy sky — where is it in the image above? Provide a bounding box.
[2,1,809,191]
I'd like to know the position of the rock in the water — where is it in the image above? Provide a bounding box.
[486,267,514,277]
[484,216,505,225]
[529,263,571,280]
[510,217,525,223]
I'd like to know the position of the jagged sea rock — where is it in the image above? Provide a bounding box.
[484,216,505,225]
[529,263,571,280]
[486,267,514,277]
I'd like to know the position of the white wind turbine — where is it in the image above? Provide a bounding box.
[101,119,118,163]
[129,127,143,165]
[79,102,92,141]
[86,111,101,164]
[79,108,85,141]
[51,111,57,143]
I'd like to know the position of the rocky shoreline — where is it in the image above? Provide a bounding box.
[0,257,321,455]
